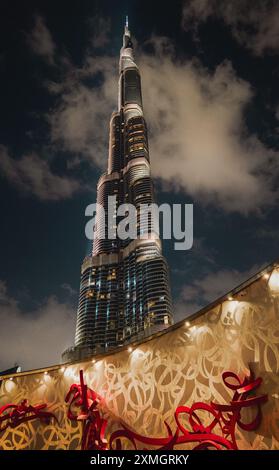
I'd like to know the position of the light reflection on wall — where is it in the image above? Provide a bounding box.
[268,268,279,295]
[1,265,279,450]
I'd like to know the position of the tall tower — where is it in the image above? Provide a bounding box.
[63,21,173,362]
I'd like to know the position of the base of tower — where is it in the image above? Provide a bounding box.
[62,323,171,363]
[61,345,96,363]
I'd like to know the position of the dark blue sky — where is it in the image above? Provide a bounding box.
[0,0,279,370]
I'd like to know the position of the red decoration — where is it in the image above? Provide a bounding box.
[0,399,57,433]
[66,369,268,451]
[65,370,107,450]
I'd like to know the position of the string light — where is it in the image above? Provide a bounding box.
[227,295,234,301]
[128,347,133,353]
[268,269,279,295]
[185,321,190,327]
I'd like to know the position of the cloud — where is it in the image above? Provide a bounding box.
[44,35,278,213]
[174,263,265,321]
[88,16,111,49]
[139,48,278,213]
[182,0,279,56]
[27,15,56,64]
[0,145,81,201]
[61,283,77,296]
[46,56,117,167]
[0,280,75,371]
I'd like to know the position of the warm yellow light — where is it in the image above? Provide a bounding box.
[92,359,96,363]
[227,296,234,301]
[263,273,269,280]
[128,347,133,353]
[9,377,13,381]
[60,367,65,373]
[44,371,48,376]
[268,269,279,295]
[185,321,190,327]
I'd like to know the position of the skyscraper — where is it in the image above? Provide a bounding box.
[63,20,173,362]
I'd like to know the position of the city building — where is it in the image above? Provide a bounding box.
[62,19,173,362]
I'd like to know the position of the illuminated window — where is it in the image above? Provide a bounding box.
[164,315,169,325]
[86,290,94,299]
[130,143,144,152]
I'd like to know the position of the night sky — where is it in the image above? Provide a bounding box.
[0,0,279,370]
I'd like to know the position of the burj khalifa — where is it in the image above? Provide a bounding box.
[63,19,173,362]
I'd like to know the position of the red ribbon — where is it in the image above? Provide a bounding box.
[0,399,57,433]
[66,369,268,451]
[65,370,107,450]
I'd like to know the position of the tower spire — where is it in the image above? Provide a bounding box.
[124,15,130,38]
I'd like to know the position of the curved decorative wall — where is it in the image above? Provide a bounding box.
[1,263,279,450]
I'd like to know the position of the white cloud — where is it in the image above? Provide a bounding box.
[139,50,278,213]
[44,35,278,213]
[182,0,279,56]
[0,145,81,201]
[47,56,117,167]
[27,15,56,64]
[174,263,265,321]
[0,281,75,371]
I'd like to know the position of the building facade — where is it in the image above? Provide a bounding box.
[63,21,173,362]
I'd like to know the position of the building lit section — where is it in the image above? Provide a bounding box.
[63,20,173,362]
